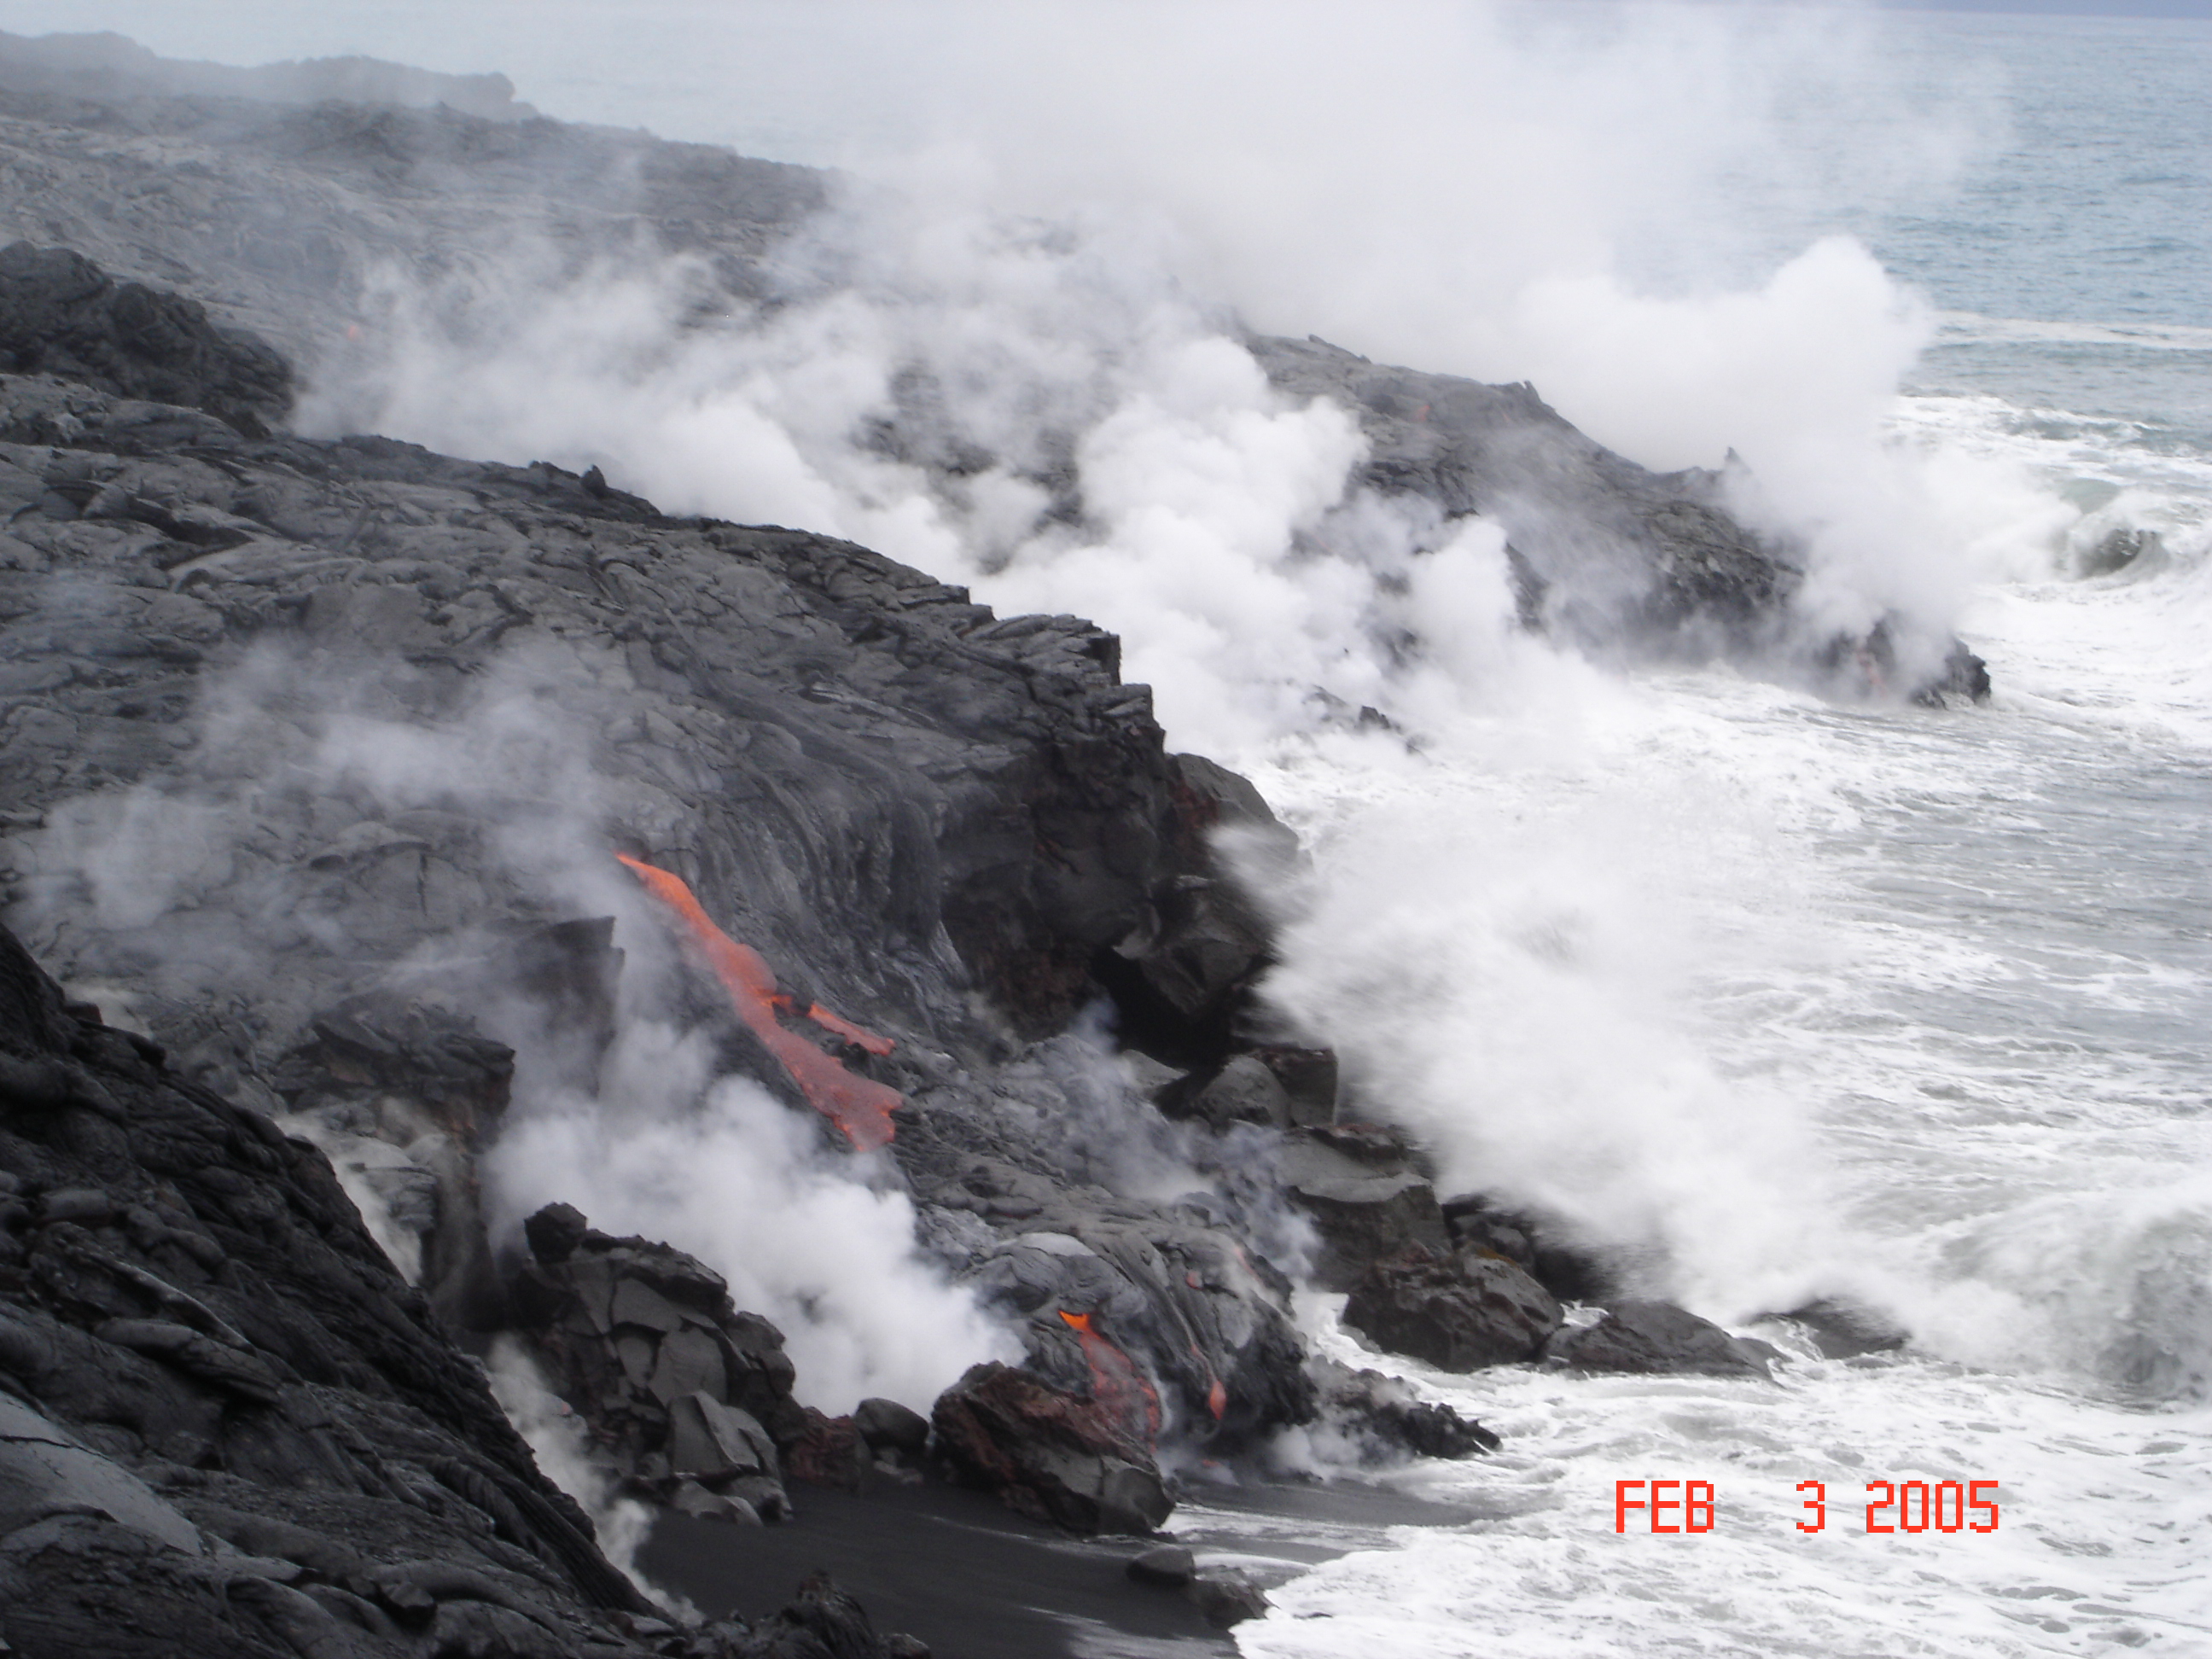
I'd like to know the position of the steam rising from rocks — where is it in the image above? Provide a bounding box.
[19,629,1011,1412]
[256,2,2035,1334]
[489,1028,1016,1413]
[7,2,2072,1361]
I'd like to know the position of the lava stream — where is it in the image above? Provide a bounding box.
[616,853,901,1151]
[1059,1309,1163,1453]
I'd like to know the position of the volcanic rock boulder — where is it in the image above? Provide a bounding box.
[1126,1543,1196,1587]
[1547,1301,1775,1379]
[267,992,527,1335]
[1164,1053,1292,1131]
[1342,1244,1563,1371]
[1309,1359,1500,1462]
[1278,1128,1450,1291]
[1441,1192,1618,1302]
[0,242,290,435]
[0,920,663,1657]
[931,1360,1173,1536]
[1249,333,1991,703]
[1249,1045,1339,1128]
[505,1202,821,1516]
[782,1406,870,1493]
[894,1091,1318,1448]
[1777,1297,1906,1360]
[727,1570,928,1659]
[1159,1046,1337,1132]
[1098,754,1300,1067]
[1186,1569,1271,1628]
[853,1396,930,1460]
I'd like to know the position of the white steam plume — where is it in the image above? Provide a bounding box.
[485,1336,679,1613]
[18,634,1013,1412]
[487,1022,1018,1414]
[250,1,2083,1334]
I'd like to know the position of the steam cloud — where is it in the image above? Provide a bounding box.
[265,0,2066,1337]
[15,2,2116,1372]
[17,632,1012,1412]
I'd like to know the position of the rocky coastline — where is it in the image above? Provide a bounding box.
[1,32,1955,1659]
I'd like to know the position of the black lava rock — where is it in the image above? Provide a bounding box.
[1547,1301,1774,1378]
[1342,1245,1563,1371]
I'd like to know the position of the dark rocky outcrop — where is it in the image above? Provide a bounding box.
[643,1572,929,1659]
[851,1397,929,1464]
[1278,1126,1449,1292]
[0,917,664,1656]
[1308,1359,1500,1462]
[1247,334,1989,703]
[1125,1542,1196,1586]
[930,1360,1172,1537]
[1342,1244,1563,1371]
[892,1109,1318,1453]
[1441,1193,1618,1303]
[505,1202,812,1520]
[0,241,291,435]
[1250,335,1787,655]
[1185,1569,1270,1628]
[1546,1301,1777,1379]
[1775,1297,1906,1360]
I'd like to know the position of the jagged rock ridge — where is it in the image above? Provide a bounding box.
[0,29,1987,701]
[0,918,660,1655]
[0,247,1357,1564]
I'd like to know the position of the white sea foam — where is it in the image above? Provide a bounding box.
[1234,1308,2212,1658]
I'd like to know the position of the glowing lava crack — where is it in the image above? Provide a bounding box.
[1058,1309,1164,1452]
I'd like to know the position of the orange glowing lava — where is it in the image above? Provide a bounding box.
[1185,1339,1229,1422]
[617,853,901,1151]
[805,1004,894,1056]
[1058,1308,1162,1452]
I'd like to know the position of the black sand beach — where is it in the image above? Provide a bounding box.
[641,1476,1482,1658]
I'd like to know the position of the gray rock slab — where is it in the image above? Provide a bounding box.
[0,1393,204,1553]
[1549,1301,1773,1379]
[667,1391,775,1482]
[609,1276,689,1336]
[648,1326,728,1407]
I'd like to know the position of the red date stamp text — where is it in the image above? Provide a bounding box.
[1613,1479,2000,1534]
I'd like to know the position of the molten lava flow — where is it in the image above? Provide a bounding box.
[804,1004,894,1056]
[1058,1309,1162,1453]
[616,853,901,1151]
[1183,1340,1229,1422]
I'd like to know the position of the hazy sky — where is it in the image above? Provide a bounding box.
[0,2,2208,79]
[1873,0,2209,13]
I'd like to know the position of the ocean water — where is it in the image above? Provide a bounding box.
[14,0,2211,1650]
[1205,15,2212,1655]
